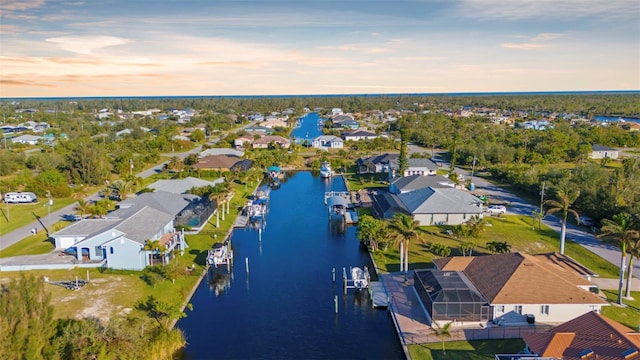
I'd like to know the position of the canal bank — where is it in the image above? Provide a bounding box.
[177,172,404,359]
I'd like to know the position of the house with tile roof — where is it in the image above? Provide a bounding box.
[416,252,607,325]
[251,135,291,149]
[518,311,640,360]
[192,155,245,172]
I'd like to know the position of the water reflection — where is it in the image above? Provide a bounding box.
[207,269,231,296]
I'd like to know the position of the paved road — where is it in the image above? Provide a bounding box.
[0,130,231,251]
[408,144,638,279]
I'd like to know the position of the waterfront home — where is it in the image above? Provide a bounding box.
[518,311,640,359]
[251,135,291,149]
[331,108,343,116]
[415,252,606,326]
[372,186,483,225]
[356,153,398,174]
[388,158,438,178]
[389,174,456,194]
[332,116,359,129]
[342,130,379,142]
[50,206,186,270]
[115,190,210,228]
[312,135,344,149]
[148,177,225,194]
[590,144,619,159]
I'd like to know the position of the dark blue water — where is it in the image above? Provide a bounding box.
[178,172,403,360]
[291,112,325,142]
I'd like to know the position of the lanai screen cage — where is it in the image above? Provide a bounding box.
[414,269,490,322]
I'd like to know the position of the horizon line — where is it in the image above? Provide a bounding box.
[2,90,639,101]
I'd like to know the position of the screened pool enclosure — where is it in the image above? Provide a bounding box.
[414,269,490,322]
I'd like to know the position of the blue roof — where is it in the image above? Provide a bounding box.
[267,165,281,172]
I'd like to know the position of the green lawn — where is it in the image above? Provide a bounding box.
[343,172,389,191]
[371,214,619,278]
[600,290,640,329]
[0,198,77,236]
[408,339,526,360]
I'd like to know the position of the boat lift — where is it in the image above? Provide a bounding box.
[342,266,370,294]
[206,239,233,272]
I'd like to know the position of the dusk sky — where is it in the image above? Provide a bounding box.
[1,0,639,98]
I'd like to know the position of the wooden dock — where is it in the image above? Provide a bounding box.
[369,281,389,309]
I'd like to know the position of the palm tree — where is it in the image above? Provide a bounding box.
[110,179,133,201]
[624,237,640,299]
[431,321,453,355]
[543,180,580,255]
[389,213,421,273]
[144,239,167,266]
[75,199,91,219]
[598,213,639,304]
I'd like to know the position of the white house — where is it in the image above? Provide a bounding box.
[11,134,43,145]
[50,206,186,270]
[590,144,619,159]
[312,135,344,149]
[342,130,379,142]
[388,158,439,178]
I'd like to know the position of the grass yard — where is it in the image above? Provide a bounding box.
[408,339,526,360]
[0,197,77,236]
[343,172,389,191]
[600,290,640,330]
[371,214,619,278]
[0,182,250,323]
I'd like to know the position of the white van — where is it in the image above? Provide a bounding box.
[3,192,38,203]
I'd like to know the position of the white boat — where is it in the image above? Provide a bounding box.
[249,198,267,220]
[320,162,332,178]
[351,267,369,289]
[326,196,347,222]
[207,242,230,268]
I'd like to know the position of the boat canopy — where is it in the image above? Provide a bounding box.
[327,196,348,208]
[267,165,281,172]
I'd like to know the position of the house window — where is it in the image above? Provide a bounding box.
[540,305,549,315]
[515,305,523,314]
[94,246,101,256]
[495,305,505,313]
[110,247,114,254]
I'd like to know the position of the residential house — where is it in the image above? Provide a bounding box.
[519,311,640,360]
[332,115,359,129]
[342,130,379,142]
[415,252,606,325]
[199,148,244,158]
[148,177,225,194]
[388,158,439,178]
[590,144,620,159]
[389,174,456,194]
[50,206,186,270]
[372,186,483,225]
[193,155,241,172]
[331,108,343,116]
[251,135,291,149]
[262,118,288,129]
[115,190,206,228]
[11,134,43,145]
[244,125,274,135]
[312,135,344,149]
[356,153,399,174]
[233,135,254,149]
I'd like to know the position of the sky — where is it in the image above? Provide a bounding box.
[1,0,639,98]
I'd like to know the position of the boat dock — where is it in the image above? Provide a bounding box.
[369,281,389,309]
[233,214,249,228]
[324,191,350,205]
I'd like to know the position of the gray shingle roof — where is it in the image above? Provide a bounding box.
[389,157,438,170]
[148,177,224,194]
[391,175,455,192]
[114,206,174,244]
[398,187,483,214]
[52,219,122,237]
[112,191,200,217]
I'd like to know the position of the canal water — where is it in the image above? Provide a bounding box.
[178,172,404,359]
[291,112,325,143]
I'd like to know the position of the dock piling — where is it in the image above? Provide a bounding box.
[332,267,335,283]
[334,295,338,313]
[245,257,249,274]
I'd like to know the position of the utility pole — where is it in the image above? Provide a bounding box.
[539,181,545,214]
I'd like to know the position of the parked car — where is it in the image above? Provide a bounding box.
[484,205,506,214]
[579,216,594,227]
